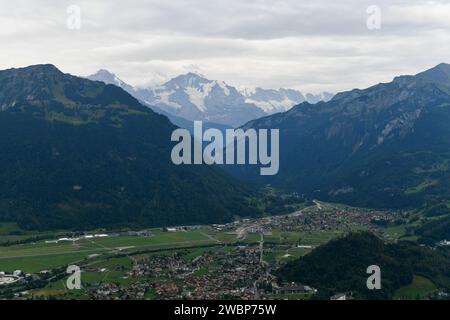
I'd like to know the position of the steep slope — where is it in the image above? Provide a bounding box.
[0,64,260,230]
[235,63,450,209]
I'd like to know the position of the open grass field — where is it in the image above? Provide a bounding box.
[264,229,343,246]
[0,252,90,273]
[393,275,437,300]
[0,229,220,273]
[0,223,54,244]
[1,207,415,300]
[0,222,349,274]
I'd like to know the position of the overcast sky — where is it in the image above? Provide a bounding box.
[1,0,450,93]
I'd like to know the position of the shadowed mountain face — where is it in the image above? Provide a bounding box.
[234,63,450,209]
[0,65,260,230]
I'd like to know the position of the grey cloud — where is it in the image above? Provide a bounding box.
[1,0,450,93]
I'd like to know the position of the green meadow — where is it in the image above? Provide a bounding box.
[394,276,437,300]
[0,229,217,273]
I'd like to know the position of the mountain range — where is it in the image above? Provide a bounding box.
[0,64,260,230]
[2,62,450,230]
[87,70,333,127]
[233,63,450,209]
[241,87,333,113]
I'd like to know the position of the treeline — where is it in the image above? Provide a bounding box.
[423,203,450,217]
[0,112,262,231]
[249,189,311,216]
[415,215,450,245]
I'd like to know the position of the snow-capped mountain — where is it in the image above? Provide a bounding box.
[88,71,264,127]
[241,87,334,113]
[87,70,333,127]
[241,88,306,113]
[140,73,265,127]
[305,92,334,104]
[87,69,136,94]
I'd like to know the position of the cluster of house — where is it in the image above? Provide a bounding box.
[125,246,279,300]
[84,243,325,300]
[273,282,317,295]
[126,244,321,300]
[226,206,400,239]
[88,282,147,300]
[0,270,25,286]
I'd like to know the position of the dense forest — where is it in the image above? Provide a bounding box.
[415,215,450,244]
[0,65,261,230]
[277,232,450,299]
[234,64,450,210]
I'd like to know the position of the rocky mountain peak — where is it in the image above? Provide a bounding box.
[415,63,450,85]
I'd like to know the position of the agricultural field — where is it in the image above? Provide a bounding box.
[0,227,341,274]
[0,229,220,273]
[0,202,425,300]
[393,276,438,300]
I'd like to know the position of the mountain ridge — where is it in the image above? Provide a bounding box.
[87,69,333,126]
[235,63,450,209]
[0,64,261,230]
